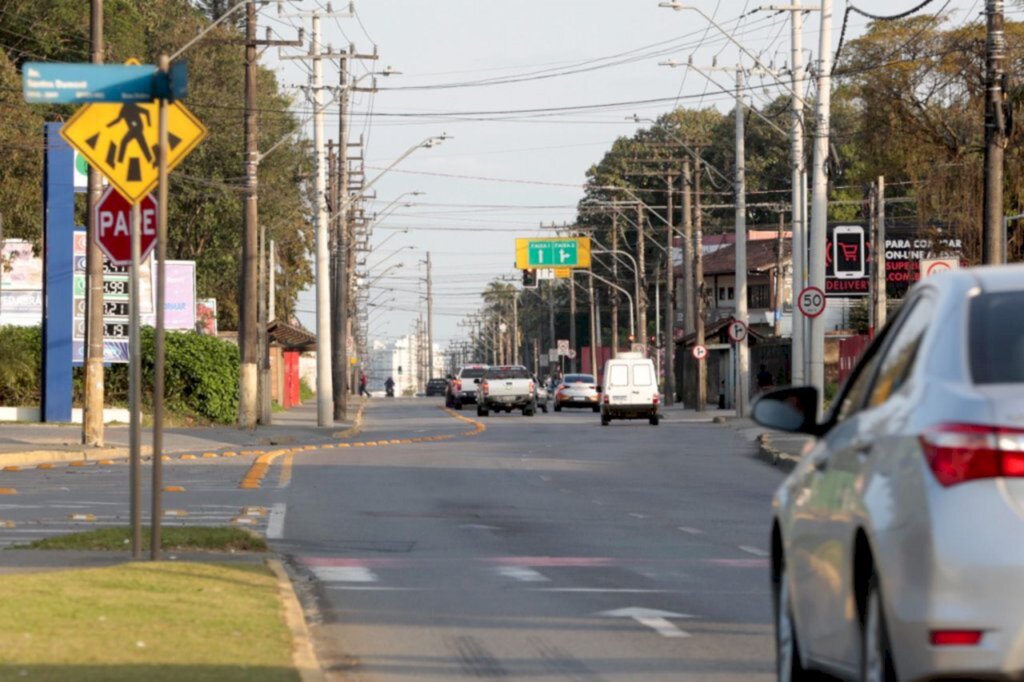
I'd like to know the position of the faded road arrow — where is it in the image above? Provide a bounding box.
[597,607,694,638]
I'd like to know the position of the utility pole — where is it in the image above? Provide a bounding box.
[694,151,707,411]
[664,174,676,405]
[775,210,785,337]
[547,278,556,361]
[635,203,647,353]
[734,66,750,417]
[873,176,886,331]
[281,7,346,425]
[239,0,302,427]
[83,0,105,447]
[269,239,276,321]
[611,209,620,351]
[682,156,695,338]
[569,271,577,372]
[808,0,833,414]
[983,0,1007,265]
[426,251,434,379]
[589,268,598,377]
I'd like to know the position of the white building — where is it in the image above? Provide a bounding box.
[365,335,442,396]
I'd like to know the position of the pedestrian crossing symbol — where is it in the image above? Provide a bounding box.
[60,92,207,204]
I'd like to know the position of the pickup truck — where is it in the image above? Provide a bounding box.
[475,365,537,417]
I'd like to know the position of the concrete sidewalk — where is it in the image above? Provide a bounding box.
[0,400,362,467]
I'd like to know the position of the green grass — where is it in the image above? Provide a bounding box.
[298,378,314,402]
[13,527,268,552]
[0,562,298,681]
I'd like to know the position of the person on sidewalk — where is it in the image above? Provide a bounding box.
[359,373,370,398]
[384,377,395,398]
[756,364,775,394]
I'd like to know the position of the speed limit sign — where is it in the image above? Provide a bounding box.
[797,286,826,318]
[727,320,748,343]
[692,344,708,361]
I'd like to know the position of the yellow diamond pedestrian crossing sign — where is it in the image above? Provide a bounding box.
[60,99,207,204]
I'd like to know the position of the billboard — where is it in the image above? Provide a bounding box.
[825,224,963,298]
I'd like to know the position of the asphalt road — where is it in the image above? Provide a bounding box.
[276,399,786,681]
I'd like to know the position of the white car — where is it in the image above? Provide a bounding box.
[754,265,1024,681]
[600,353,659,426]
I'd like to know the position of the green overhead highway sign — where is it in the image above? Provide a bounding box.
[516,237,591,269]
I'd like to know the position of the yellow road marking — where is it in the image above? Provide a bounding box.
[163,485,186,493]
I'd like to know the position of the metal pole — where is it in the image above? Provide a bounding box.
[151,53,171,561]
[983,0,1007,265]
[635,203,647,353]
[512,291,519,366]
[734,66,750,417]
[312,13,334,424]
[611,210,620,351]
[808,0,833,415]
[426,251,434,378]
[664,175,676,405]
[129,203,141,559]
[682,157,695,338]
[83,0,106,447]
[238,0,259,428]
[789,5,806,385]
[874,176,886,329]
[589,268,598,377]
[695,152,706,411]
[569,272,577,372]
[269,239,276,321]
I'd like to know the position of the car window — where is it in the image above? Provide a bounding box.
[486,368,529,380]
[608,365,629,387]
[564,374,595,384]
[867,297,933,407]
[633,363,653,386]
[461,368,486,379]
[970,291,1024,385]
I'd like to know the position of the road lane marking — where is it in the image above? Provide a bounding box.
[277,454,294,488]
[266,503,286,540]
[629,513,648,519]
[311,566,378,583]
[678,526,704,535]
[536,588,676,594]
[496,566,549,583]
[324,586,416,591]
[738,545,769,557]
[598,607,693,638]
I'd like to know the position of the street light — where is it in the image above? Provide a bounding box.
[362,245,415,269]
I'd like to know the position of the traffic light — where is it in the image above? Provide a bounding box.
[522,269,538,289]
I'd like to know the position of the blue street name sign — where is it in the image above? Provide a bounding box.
[23,62,189,104]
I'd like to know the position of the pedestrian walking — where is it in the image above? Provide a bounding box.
[359,372,370,398]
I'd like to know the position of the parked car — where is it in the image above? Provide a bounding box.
[446,364,488,409]
[533,376,549,413]
[754,265,1024,681]
[553,373,600,412]
[600,353,659,426]
[425,378,447,397]
[476,365,537,417]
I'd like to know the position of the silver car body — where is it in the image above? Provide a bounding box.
[555,374,600,409]
[771,265,1024,680]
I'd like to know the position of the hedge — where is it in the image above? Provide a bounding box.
[0,325,240,424]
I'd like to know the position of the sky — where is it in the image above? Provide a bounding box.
[271,0,986,351]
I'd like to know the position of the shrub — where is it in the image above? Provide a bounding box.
[298,377,314,402]
[0,325,41,406]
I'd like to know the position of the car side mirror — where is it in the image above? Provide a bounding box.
[751,386,821,435]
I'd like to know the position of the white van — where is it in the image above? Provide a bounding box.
[599,352,660,426]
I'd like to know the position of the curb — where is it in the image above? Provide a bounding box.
[267,558,325,682]
[756,433,801,472]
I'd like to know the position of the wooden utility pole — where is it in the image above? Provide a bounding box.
[83,0,105,446]
[775,211,785,337]
[984,0,1007,265]
[569,270,577,372]
[871,176,887,335]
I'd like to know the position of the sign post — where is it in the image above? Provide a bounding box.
[94,187,157,265]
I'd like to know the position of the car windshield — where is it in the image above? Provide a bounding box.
[486,367,530,380]
[460,368,486,379]
[970,291,1024,384]
[563,374,595,384]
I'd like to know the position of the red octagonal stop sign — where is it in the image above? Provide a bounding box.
[93,186,158,266]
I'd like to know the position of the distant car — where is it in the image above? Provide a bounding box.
[446,364,489,409]
[554,373,600,412]
[754,265,1024,682]
[600,353,659,426]
[425,378,447,397]
[476,365,537,417]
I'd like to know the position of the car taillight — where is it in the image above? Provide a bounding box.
[528,381,534,393]
[481,381,489,396]
[603,394,610,404]
[919,423,1024,487]
[653,394,660,405]
[454,379,462,391]
[930,630,984,646]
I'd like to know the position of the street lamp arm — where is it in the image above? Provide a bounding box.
[584,269,635,338]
